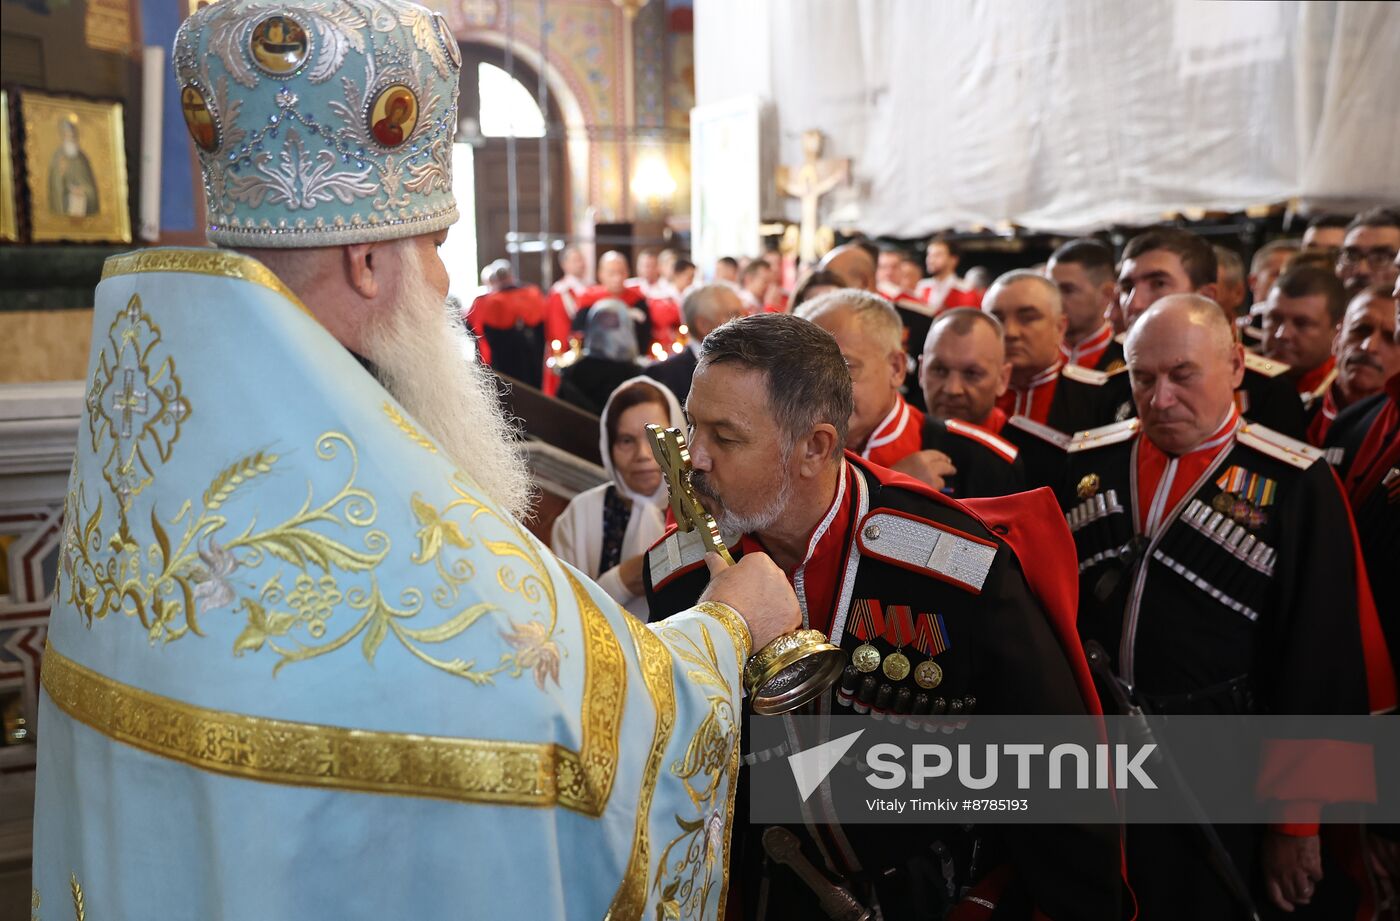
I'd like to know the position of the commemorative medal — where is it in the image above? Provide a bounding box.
[853,644,882,673]
[1076,473,1101,500]
[883,650,911,681]
[882,604,916,680]
[914,659,943,689]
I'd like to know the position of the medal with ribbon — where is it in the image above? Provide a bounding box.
[849,598,884,673]
[882,604,915,680]
[912,611,949,689]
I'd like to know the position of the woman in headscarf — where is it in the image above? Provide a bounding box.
[550,377,684,618]
[556,298,641,414]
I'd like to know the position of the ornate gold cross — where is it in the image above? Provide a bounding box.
[645,424,734,565]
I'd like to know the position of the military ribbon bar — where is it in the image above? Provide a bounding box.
[1216,466,1247,494]
[849,598,885,642]
[885,605,915,647]
[913,612,949,657]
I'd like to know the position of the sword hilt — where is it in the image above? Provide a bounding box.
[762,827,872,921]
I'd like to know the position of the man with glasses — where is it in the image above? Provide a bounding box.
[1337,208,1400,296]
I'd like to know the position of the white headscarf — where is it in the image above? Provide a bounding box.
[598,375,685,505]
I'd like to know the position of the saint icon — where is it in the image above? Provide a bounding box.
[49,115,99,218]
[180,86,218,152]
[250,16,309,75]
[370,86,417,148]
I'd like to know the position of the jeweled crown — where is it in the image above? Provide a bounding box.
[173,0,461,247]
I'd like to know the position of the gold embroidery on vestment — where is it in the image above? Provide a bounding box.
[42,640,624,813]
[655,624,742,919]
[101,249,313,319]
[605,612,677,920]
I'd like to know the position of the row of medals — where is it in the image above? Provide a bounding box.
[851,642,943,689]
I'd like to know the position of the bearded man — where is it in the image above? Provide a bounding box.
[31,2,803,917]
[644,313,1124,921]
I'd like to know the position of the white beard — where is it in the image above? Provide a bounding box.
[363,257,535,521]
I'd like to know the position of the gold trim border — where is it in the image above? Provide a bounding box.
[43,589,625,814]
[606,613,677,920]
[695,601,752,662]
[101,249,313,319]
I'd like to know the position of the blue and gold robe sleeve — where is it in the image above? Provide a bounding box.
[31,248,748,921]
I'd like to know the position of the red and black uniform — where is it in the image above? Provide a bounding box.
[1294,356,1338,441]
[644,456,1126,921]
[571,285,654,356]
[541,278,586,396]
[860,396,1025,498]
[466,285,547,388]
[1060,322,1124,372]
[997,365,1126,492]
[1326,374,1400,672]
[1062,413,1395,919]
[1305,380,1347,447]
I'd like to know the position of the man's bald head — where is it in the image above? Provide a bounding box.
[819,244,877,292]
[1127,293,1236,359]
[682,284,745,341]
[598,250,629,291]
[1126,294,1244,455]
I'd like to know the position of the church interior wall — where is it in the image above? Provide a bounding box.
[0,310,92,383]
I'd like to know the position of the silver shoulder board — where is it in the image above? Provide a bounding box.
[1061,363,1109,386]
[647,528,708,589]
[1066,418,1140,453]
[857,510,997,594]
[1236,423,1323,470]
[1005,414,1071,449]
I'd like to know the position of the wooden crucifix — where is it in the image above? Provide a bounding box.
[775,130,850,268]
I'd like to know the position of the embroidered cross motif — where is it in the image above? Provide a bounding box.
[111,368,150,439]
[87,294,191,509]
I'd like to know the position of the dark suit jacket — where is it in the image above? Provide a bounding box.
[642,347,698,404]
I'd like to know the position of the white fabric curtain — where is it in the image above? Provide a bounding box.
[695,0,1400,236]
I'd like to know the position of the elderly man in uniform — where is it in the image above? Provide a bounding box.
[1326,253,1400,690]
[1062,294,1394,920]
[1310,286,1400,446]
[983,270,1115,433]
[466,258,547,387]
[31,2,806,917]
[1111,227,1307,439]
[798,290,1023,498]
[644,313,1124,921]
[978,270,1121,488]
